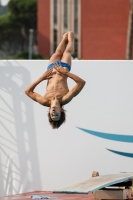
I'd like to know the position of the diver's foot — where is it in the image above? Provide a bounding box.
[68,31,74,41]
[63,32,68,42]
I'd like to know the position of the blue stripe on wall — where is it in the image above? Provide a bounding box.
[107,149,133,158]
[77,127,133,143]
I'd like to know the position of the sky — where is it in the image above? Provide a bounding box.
[1,0,10,6]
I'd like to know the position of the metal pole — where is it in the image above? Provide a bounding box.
[28,29,34,59]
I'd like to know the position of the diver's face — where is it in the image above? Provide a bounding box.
[50,106,61,121]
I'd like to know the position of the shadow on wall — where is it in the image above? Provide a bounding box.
[0,61,41,196]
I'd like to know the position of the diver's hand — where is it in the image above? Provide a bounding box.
[41,68,53,80]
[54,65,69,76]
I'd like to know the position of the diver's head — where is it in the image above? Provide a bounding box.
[48,97,66,128]
[48,106,66,129]
[49,106,61,121]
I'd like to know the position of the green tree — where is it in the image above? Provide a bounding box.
[0,0,37,43]
[0,0,37,58]
[8,0,37,39]
[0,12,20,42]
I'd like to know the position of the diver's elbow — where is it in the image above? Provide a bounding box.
[82,80,86,86]
[25,89,29,96]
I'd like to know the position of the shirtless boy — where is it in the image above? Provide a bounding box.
[25,31,86,129]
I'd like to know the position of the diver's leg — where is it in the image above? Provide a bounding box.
[48,33,68,65]
[61,31,74,66]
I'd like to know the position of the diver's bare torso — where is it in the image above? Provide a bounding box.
[43,69,69,106]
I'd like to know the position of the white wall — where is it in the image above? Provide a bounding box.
[0,60,133,197]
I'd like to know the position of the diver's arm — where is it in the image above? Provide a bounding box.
[25,77,49,106]
[62,78,85,105]
[62,72,86,104]
[25,69,53,106]
[66,72,86,90]
[54,66,86,87]
[54,66,86,104]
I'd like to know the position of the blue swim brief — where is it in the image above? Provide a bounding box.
[47,60,71,71]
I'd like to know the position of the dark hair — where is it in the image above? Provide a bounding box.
[48,107,66,129]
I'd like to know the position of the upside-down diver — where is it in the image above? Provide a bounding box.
[25,31,86,129]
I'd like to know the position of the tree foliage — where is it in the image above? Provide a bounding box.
[0,12,20,41]
[8,0,37,31]
[0,0,37,42]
